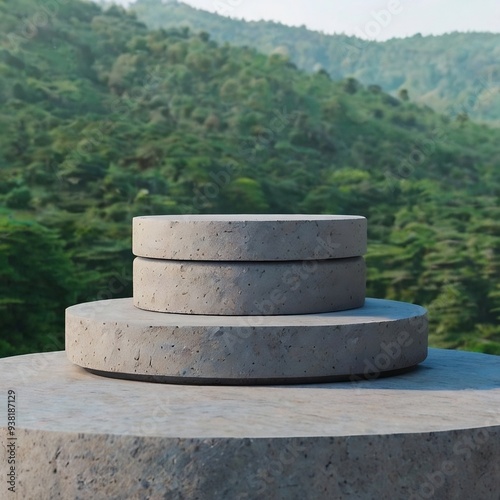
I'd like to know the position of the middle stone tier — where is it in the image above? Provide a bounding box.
[133,256,366,315]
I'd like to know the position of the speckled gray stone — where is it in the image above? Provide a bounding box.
[66,298,427,383]
[133,256,366,315]
[132,214,367,261]
[1,349,499,499]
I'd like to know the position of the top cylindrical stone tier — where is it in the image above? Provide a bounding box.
[133,214,367,261]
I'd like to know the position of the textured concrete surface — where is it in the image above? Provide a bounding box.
[1,349,499,499]
[133,256,366,315]
[133,214,367,261]
[66,298,427,382]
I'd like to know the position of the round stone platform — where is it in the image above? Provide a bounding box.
[1,349,499,499]
[132,214,367,261]
[66,298,427,383]
[133,256,366,315]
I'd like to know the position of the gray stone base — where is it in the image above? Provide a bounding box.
[1,349,499,499]
[65,298,428,383]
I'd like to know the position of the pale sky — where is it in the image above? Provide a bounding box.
[115,0,500,41]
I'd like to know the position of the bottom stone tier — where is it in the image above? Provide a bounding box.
[0,349,499,499]
[66,298,428,383]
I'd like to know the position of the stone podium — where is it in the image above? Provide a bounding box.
[1,215,499,499]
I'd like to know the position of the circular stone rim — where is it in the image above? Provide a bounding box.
[65,298,428,384]
[132,214,367,261]
[2,349,499,437]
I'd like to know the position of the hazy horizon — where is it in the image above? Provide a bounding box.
[110,0,500,41]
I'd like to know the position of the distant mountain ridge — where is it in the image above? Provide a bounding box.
[130,0,500,125]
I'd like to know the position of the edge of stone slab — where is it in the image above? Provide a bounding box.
[1,427,499,499]
[84,363,420,385]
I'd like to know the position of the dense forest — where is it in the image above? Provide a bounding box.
[130,0,500,125]
[0,0,499,357]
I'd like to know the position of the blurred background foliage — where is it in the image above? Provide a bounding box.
[0,0,499,356]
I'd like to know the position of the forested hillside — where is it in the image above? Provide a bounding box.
[130,0,500,125]
[0,0,499,357]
